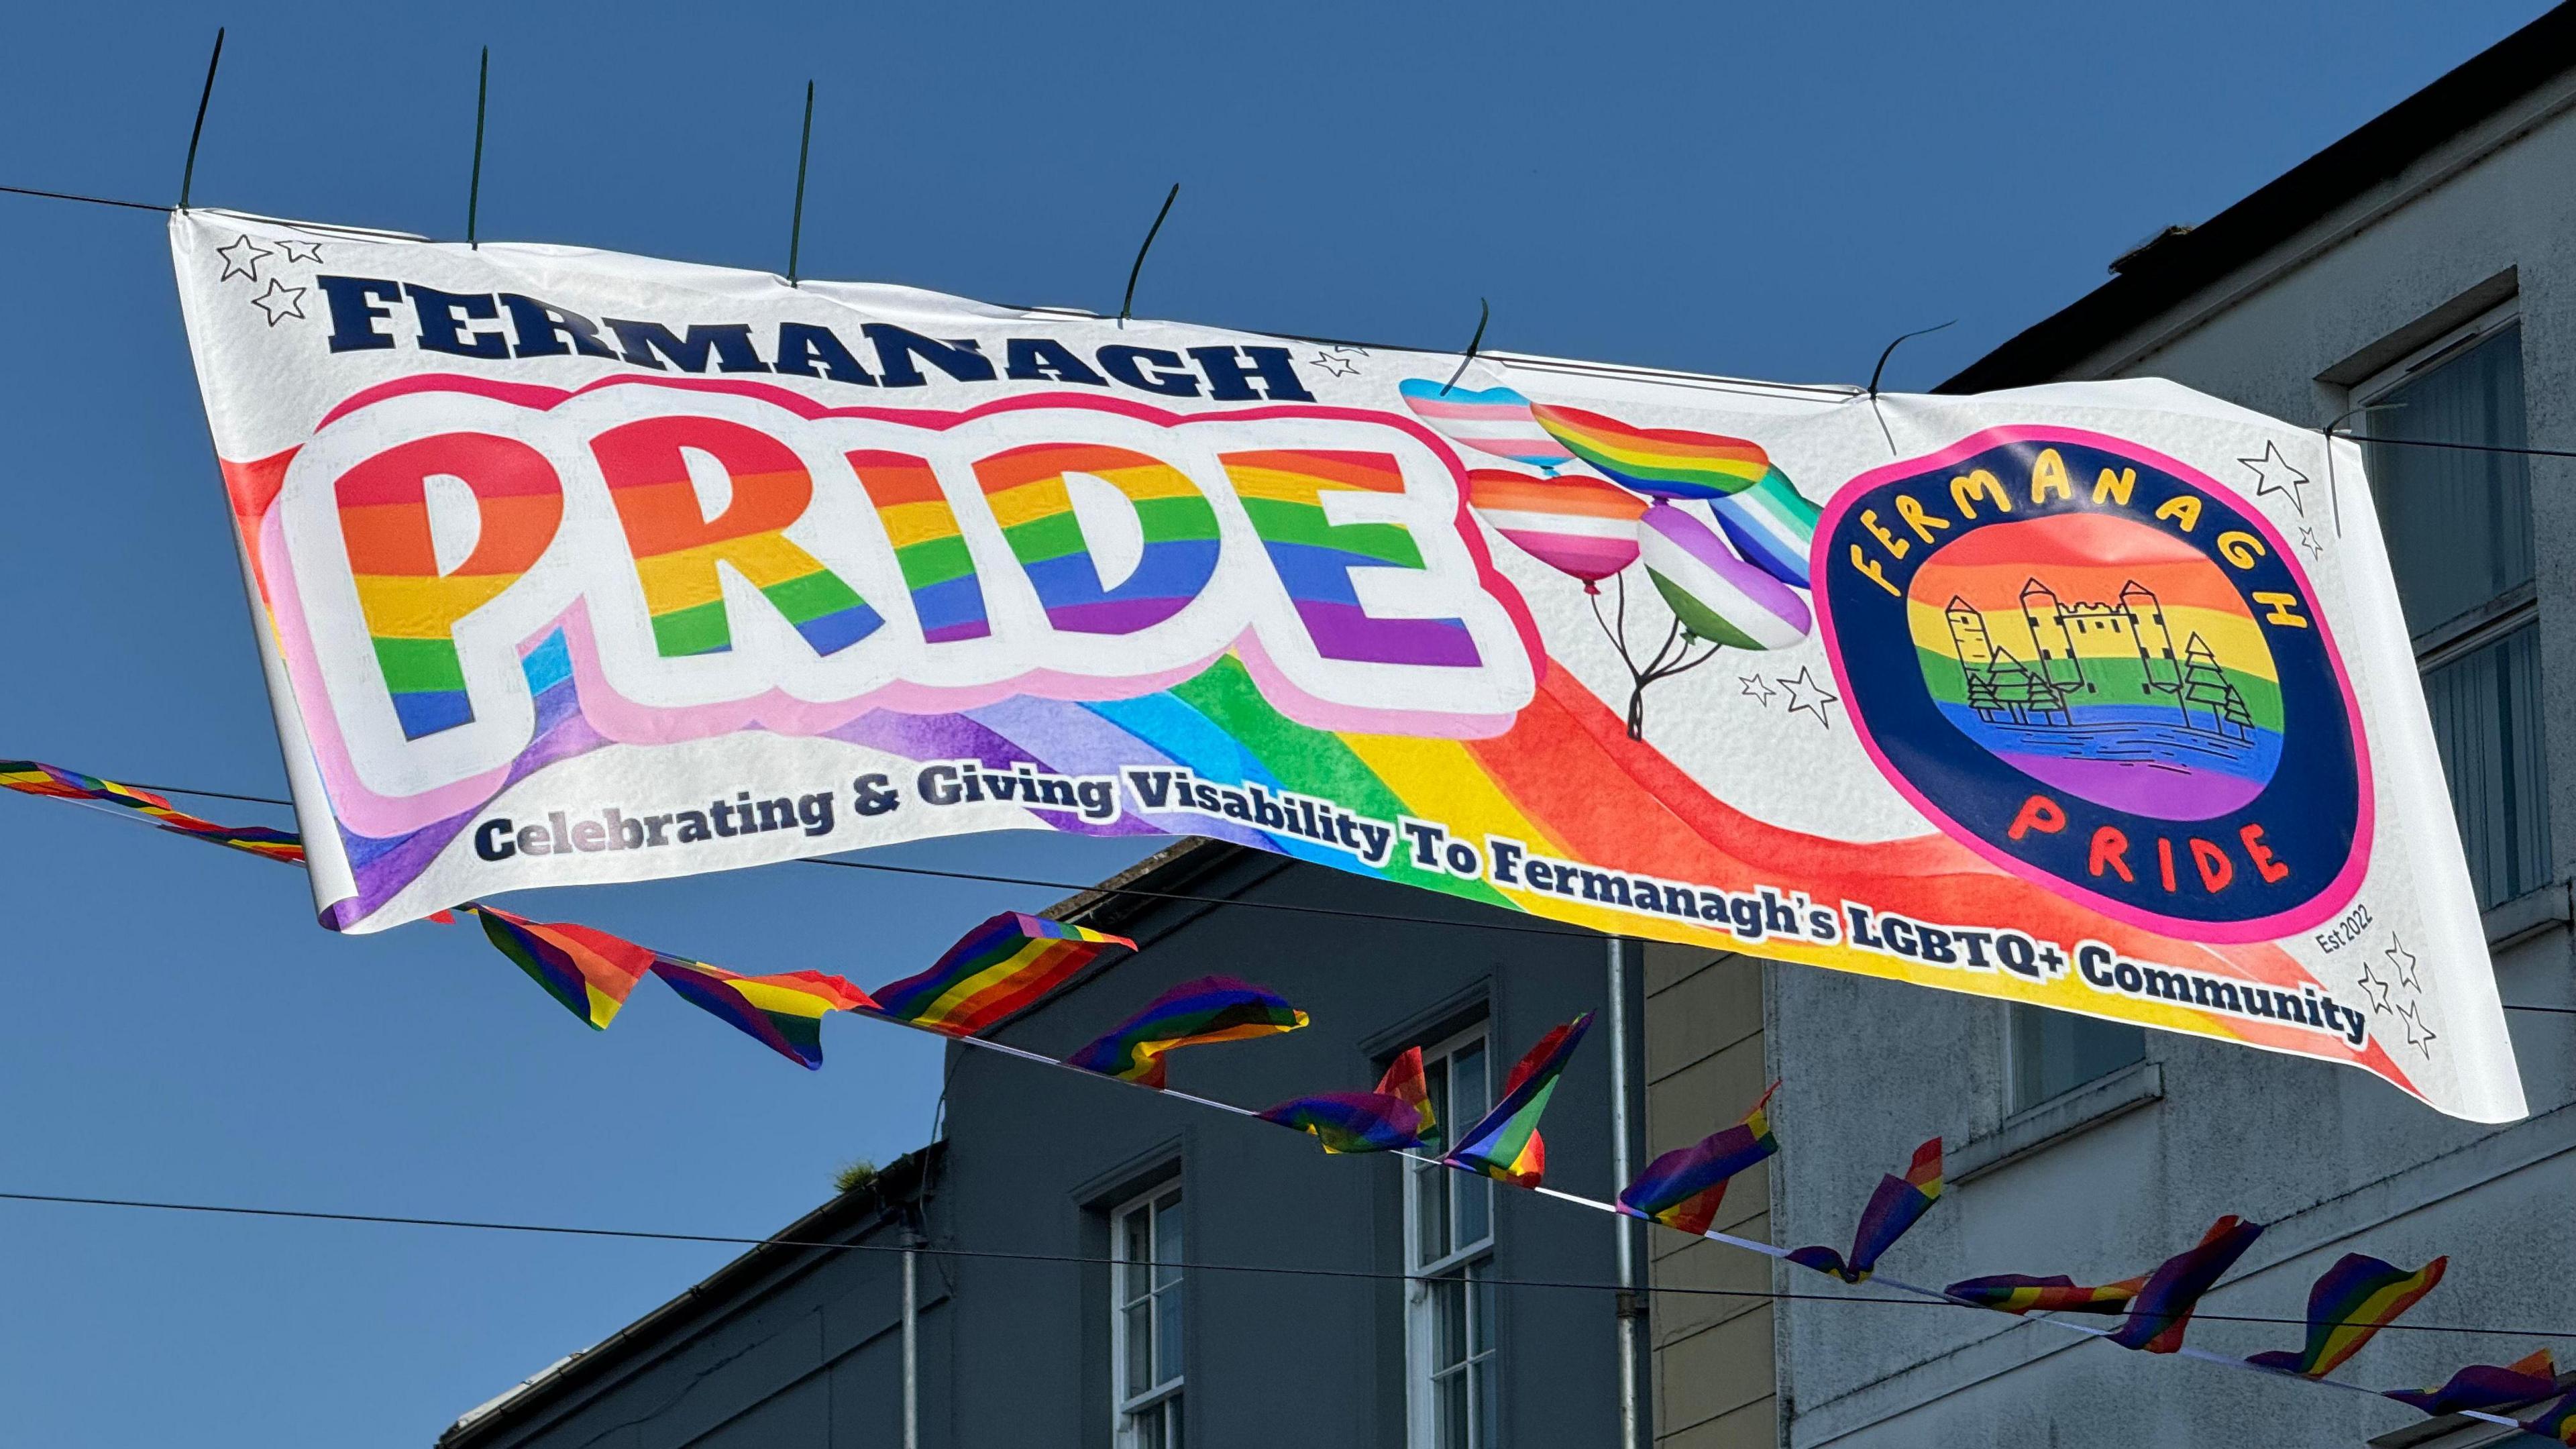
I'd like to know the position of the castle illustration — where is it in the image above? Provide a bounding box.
[1941,579,2257,741]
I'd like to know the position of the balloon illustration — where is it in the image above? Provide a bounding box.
[1465,468,1648,592]
[1710,467,1821,590]
[1395,380,1823,739]
[1527,405,1772,501]
[1398,379,1578,473]
[1638,502,1811,650]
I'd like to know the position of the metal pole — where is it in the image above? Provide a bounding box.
[787,80,814,286]
[1608,936,1642,1449]
[902,1244,920,1449]
[466,47,488,249]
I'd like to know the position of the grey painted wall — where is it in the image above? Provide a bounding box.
[443,846,1642,1448]
[1764,60,2576,1449]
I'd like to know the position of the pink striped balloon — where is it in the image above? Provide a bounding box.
[1466,469,1648,591]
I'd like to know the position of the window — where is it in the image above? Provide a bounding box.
[2362,312,2550,907]
[2008,1003,2144,1112]
[1405,1026,1497,1449]
[1111,1183,1183,1448]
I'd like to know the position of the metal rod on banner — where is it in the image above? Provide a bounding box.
[1118,182,1179,327]
[466,47,488,249]
[1440,298,1490,395]
[177,28,226,210]
[1607,937,1642,1449]
[786,80,814,286]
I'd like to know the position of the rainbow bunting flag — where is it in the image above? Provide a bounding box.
[2106,1216,2265,1354]
[1258,1091,1430,1154]
[1617,1083,1778,1236]
[2524,1391,2576,1445]
[2245,1252,2447,1379]
[871,912,1133,1038]
[2383,1349,2559,1417]
[1258,1045,1440,1155]
[466,904,657,1030]
[1786,1137,1943,1283]
[1942,1273,2146,1317]
[0,759,305,865]
[1442,1014,1593,1189]
[651,956,877,1069]
[1065,976,1309,1089]
[1377,1045,1436,1144]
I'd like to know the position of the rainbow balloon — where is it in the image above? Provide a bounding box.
[1397,380,1576,473]
[1465,469,1647,590]
[1638,504,1811,649]
[1711,468,1820,589]
[1529,405,1772,500]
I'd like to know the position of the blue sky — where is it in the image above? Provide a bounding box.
[0,2,2549,1444]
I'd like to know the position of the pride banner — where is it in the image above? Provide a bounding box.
[170,211,2517,1120]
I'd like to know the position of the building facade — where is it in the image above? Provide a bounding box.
[441,843,1648,1448]
[1738,7,2576,1448]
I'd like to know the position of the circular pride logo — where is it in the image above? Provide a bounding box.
[1814,428,2369,941]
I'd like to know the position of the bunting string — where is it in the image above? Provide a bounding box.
[10,759,2576,1436]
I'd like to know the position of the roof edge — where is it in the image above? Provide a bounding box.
[1939,3,2576,393]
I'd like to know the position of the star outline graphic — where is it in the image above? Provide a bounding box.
[2241,440,2310,518]
[2385,938,2420,992]
[1776,665,1838,730]
[250,278,309,327]
[2396,1000,2438,1053]
[216,233,270,283]
[275,239,325,264]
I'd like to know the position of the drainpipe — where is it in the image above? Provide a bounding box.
[902,1240,919,1449]
[1609,936,1642,1449]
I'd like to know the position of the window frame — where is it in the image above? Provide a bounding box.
[2353,297,2529,658]
[1109,1179,1184,1448]
[1403,1022,1500,1449]
[2002,1001,2146,1115]
[2353,299,2553,908]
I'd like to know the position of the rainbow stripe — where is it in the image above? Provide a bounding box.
[0,759,305,864]
[1639,502,1811,649]
[1709,468,1819,589]
[1943,1273,2145,1316]
[871,912,1133,1038]
[651,955,876,1069]
[2245,1252,2447,1379]
[1529,405,1772,500]
[1063,975,1309,1089]
[592,415,881,659]
[973,441,1220,635]
[1377,1044,1437,1144]
[2107,1216,2265,1353]
[1221,449,1483,666]
[1397,380,1576,472]
[1618,1083,1778,1235]
[848,449,992,643]
[1466,468,1646,589]
[2383,1349,2557,1417]
[1444,1013,1592,1188]
[1788,1136,1943,1283]
[466,904,657,1030]
[1258,1089,1430,1154]
[334,433,565,738]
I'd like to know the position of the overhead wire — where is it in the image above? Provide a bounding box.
[7,1185,2575,1344]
